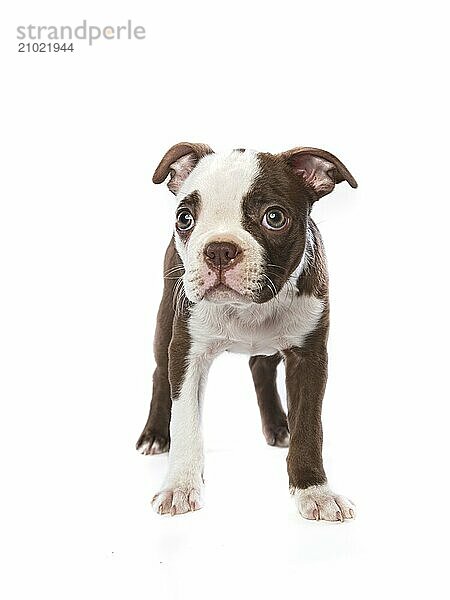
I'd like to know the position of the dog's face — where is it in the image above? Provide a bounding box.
[153,143,357,305]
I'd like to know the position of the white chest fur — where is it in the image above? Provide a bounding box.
[188,291,325,357]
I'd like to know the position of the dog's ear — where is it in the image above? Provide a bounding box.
[153,142,214,194]
[280,147,357,200]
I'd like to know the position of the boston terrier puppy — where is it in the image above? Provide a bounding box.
[137,143,357,521]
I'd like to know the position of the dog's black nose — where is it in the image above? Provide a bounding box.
[204,241,240,270]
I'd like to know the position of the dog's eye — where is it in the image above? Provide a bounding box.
[176,210,195,232]
[262,208,288,230]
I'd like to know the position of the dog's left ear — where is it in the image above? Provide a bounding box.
[280,147,357,200]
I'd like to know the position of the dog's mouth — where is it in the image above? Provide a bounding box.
[186,258,271,304]
[208,282,231,292]
[203,282,251,304]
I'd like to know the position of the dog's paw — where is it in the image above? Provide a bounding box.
[152,487,203,516]
[292,484,355,522]
[264,424,290,448]
[136,429,170,455]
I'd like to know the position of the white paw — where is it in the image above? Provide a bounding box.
[292,484,355,522]
[136,432,169,455]
[138,438,168,455]
[152,487,203,516]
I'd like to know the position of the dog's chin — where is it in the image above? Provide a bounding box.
[202,283,253,305]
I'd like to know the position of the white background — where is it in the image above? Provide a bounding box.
[1,1,449,598]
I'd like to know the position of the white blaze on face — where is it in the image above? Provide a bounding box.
[174,150,265,302]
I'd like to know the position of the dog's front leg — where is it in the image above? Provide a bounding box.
[152,317,212,516]
[284,345,355,522]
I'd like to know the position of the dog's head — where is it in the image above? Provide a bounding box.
[153,143,357,304]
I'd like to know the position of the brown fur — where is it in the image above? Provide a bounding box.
[241,152,314,302]
[249,353,289,447]
[135,239,178,454]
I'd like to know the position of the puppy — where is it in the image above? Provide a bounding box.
[137,143,357,521]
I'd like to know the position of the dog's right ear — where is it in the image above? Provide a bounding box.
[152,142,214,194]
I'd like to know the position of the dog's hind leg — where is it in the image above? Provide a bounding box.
[136,239,180,455]
[249,353,290,447]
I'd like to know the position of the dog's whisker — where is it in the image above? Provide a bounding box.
[165,266,184,273]
[286,279,296,309]
[164,265,185,277]
[261,273,279,302]
[171,277,184,311]
[164,269,184,277]
[175,287,183,315]
[164,264,184,274]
